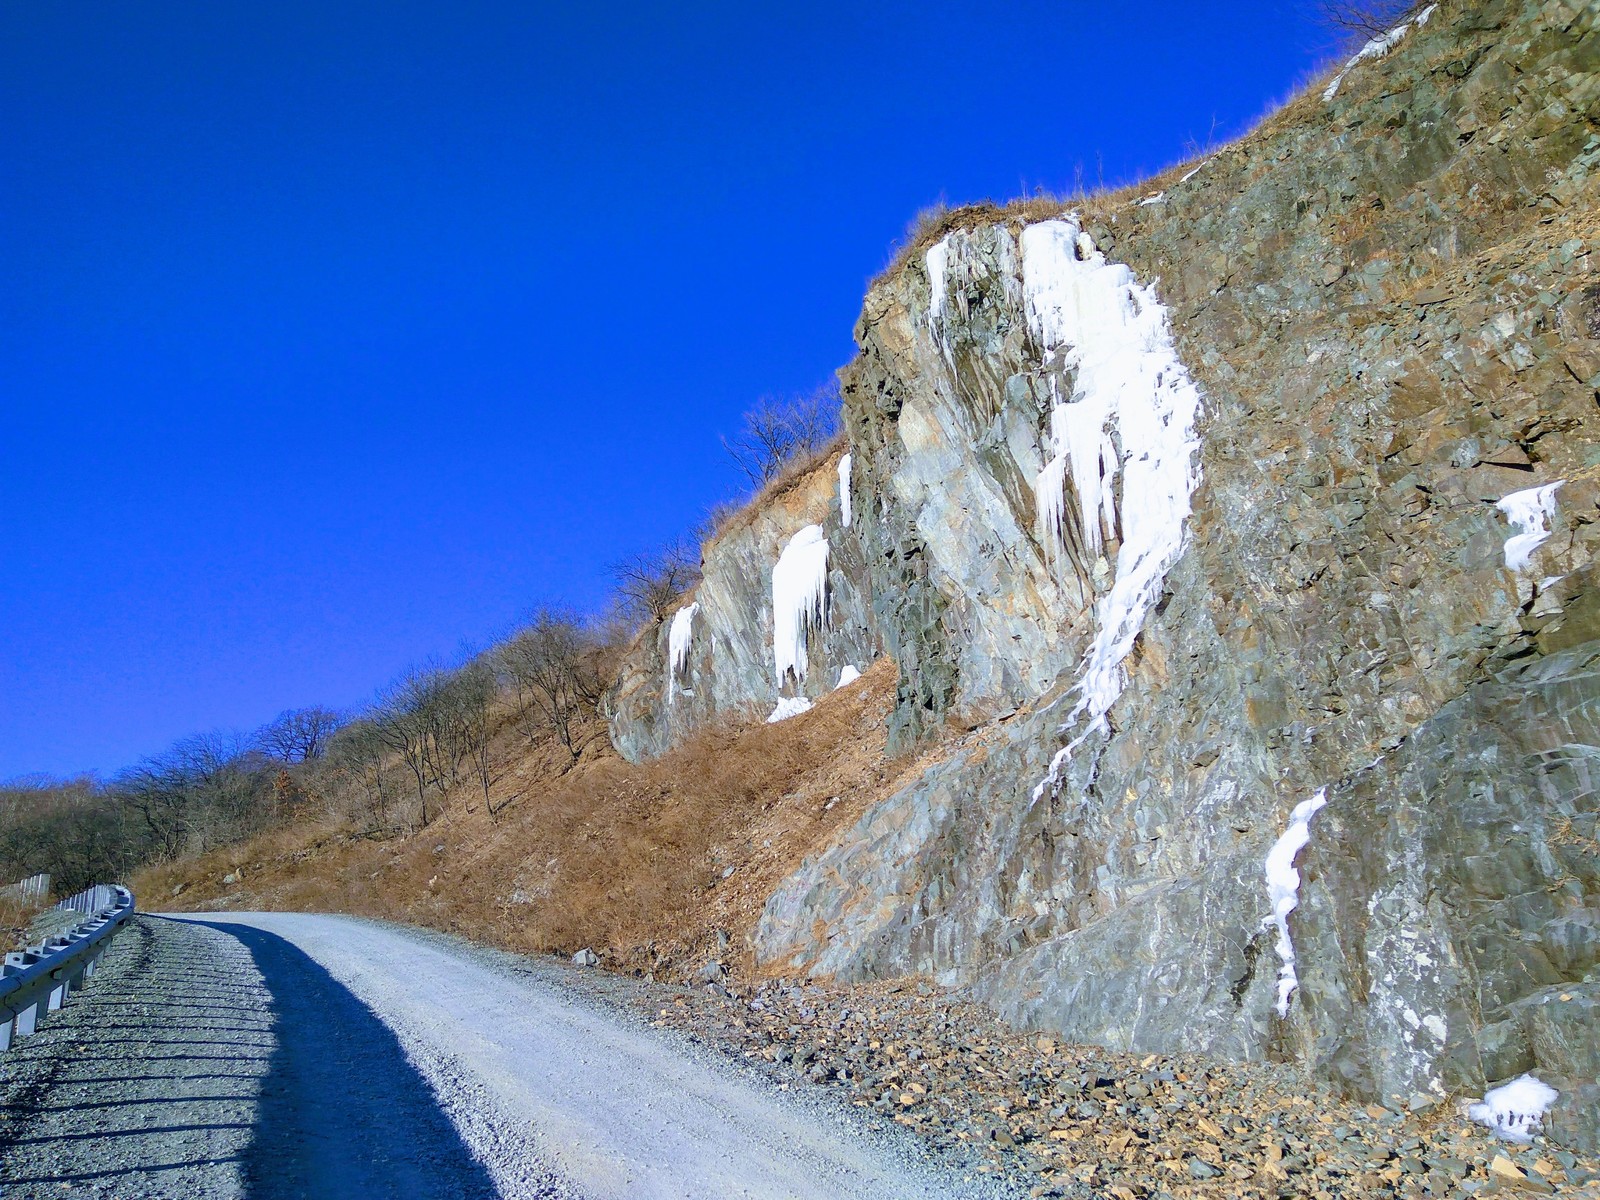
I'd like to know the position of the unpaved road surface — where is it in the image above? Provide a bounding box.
[0,913,1010,1199]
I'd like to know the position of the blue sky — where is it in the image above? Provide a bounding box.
[1,2,1339,779]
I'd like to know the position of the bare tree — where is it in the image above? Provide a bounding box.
[318,719,398,835]
[1319,0,1415,38]
[0,776,141,895]
[494,610,602,762]
[373,667,447,829]
[451,661,501,818]
[110,730,272,857]
[609,540,701,626]
[721,383,840,488]
[256,706,342,763]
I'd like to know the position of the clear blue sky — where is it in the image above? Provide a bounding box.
[1,2,1338,779]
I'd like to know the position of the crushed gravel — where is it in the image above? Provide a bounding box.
[22,909,1584,1199]
[0,913,1018,1199]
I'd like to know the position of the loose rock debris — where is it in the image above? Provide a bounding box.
[641,975,1600,1199]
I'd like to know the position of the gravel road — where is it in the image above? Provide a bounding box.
[0,913,1011,1199]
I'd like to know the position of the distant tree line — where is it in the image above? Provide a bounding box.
[1,387,844,896]
[0,609,627,891]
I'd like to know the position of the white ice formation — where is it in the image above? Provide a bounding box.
[926,240,950,322]
[1497,482,1563,571]
[767,696,814,723]
[838,453,853,528]
[1265,789,1329,1017]
[836,664,861,689]
[1469,1075,1559,1143]
[1021,217,1204,769]
[666,602,698,702]
[925,238,957,366]
[1323,4,1437,101]
[772,524,830,686]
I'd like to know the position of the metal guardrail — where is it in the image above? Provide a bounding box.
[0,884,135,1050]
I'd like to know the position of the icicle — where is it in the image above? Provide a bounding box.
[1033,453,1070,563]
[838,453,853,528]
[926,239,950,323]
[666,602,698,702]
[1265,789,1328,1017]
[925,236,957,365]
[772,525,830,685]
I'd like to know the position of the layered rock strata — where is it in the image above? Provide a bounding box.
[611,0,1600,1147]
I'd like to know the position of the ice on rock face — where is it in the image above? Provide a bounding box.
[1469,1075,1559,1143]
[926,239,950,323]
[835,664,861,689]
[1265,789,1328,1017]
[666,602,698,702]
[772,525,829,686]
[767,696,813,723]
[1322,4,1438,101]
[1497,481,1563,571]
[1021,218,1204,768]
[838,453,853,528]
[925,238,955,365]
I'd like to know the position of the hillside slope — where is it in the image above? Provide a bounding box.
[606,0,1600,1150]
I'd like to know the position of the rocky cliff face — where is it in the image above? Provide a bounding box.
[612,0,1600,1148]
[605,454,879,760]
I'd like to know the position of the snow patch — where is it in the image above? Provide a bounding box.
[1470,1075,1559,1143]
[767,696,814,723]
[1497,481,1563,571]
[838,453,853,528]
[1021,217,1204,760]
[1265,789,1328,1017]
[1136,191,1166,206]
[666,602,698,702]
[1323,5,1438,101]
[772,525,829,685]
[836,664,861,689]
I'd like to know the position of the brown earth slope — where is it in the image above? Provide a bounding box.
[138,660,924,979]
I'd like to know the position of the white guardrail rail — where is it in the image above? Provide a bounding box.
[0,884,135,1049]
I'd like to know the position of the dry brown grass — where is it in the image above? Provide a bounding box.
[136,659,909,980]
[0,894,50,953]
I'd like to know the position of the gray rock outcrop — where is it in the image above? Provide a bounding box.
[605,453,879,760]
[614,0,1600,1148]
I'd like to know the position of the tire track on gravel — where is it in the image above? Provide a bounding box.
[0,915,513,1199]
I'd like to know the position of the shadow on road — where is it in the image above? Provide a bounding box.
[170,917,503,1200]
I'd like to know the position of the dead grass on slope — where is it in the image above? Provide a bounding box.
[701,435,848,550]
[136,659,911,980]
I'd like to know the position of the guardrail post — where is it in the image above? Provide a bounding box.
[0,884,134,1048]
[42,938,70,1011]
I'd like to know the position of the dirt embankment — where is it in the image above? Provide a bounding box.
[136,659,927,980]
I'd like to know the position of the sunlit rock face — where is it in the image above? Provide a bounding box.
[616,0,1600,1148]
[604,456,878,762]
